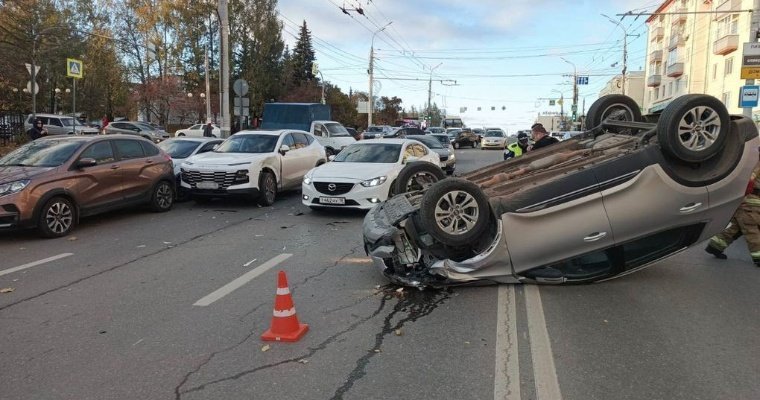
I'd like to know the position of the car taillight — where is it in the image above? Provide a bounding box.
[160,150,172,162]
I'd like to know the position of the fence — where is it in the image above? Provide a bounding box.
[0,111,26,146]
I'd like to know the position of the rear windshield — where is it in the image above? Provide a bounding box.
[0,139,83,167]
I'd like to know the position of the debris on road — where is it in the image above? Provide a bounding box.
[395,329,403,336]
[0,288,15,294]
[298,359,309,364]
[68,236,77,241]
[261,345,271,352]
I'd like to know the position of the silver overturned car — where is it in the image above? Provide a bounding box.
[363,94,759,287]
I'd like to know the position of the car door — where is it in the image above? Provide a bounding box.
[501,170,615,279]
[289,132,317,183]
[278,133,299,188]
[73,140,124,209]
[113,139,151,200]
[47,117,65,135]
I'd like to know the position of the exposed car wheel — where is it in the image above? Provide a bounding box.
[393,162,446,194]
[258,171,277,206]
[418,178,492,247]
[657,94,730,163]
[453,142,461,149]
[586,94,643,132]
[150,181,174,212]
[38,196,76,238]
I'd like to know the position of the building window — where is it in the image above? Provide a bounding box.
[675,78,681,95]
[667,48,679,66]
[725,57,734,76]
[713,63,718,79]
[722,91,731,106]
[715,14,740,39]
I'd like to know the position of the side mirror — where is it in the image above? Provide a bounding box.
[279,144,291,155]
[76,158,98,169]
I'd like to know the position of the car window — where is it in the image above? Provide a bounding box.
[158,139,201,158]
[291,132,309,149]
[303,134,314,144]
[140,141,160,156]
[333,143,401,163]
[0,139,83,167]
[80,141,115,164]
[215,134,278,153]
[114,140,145,159]
[313,124,324,137]
[281,133,295,147]
[190,124,201,130]
[48,118,63,127]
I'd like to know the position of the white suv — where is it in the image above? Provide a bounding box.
[24,114,99,135]
[180,130,326,205]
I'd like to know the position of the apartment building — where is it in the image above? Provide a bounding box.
[598,71,646,109]
[644,0,759,121]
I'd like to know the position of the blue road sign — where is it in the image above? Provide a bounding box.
[739,85,759,108]
[577,76,589,85]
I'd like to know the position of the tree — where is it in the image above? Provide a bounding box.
[286,21,315,87]
[376,96,402,125]
[325,83,357,128]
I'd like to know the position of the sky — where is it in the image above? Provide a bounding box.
[277,0,664,133]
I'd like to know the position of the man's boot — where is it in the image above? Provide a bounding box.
[705,244,728,260]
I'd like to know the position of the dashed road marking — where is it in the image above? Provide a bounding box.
[0,253,74,278]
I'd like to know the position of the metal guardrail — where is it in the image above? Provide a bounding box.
[0,111,26,146]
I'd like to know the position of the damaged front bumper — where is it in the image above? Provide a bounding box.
[363,193,519,288]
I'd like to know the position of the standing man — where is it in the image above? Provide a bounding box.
[202,121,214,137]
[504,131,530,161]
[529,123,558,150]
[705,157,760,267]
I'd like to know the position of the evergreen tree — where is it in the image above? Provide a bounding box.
[290,21,315,85]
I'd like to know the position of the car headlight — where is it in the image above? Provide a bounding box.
[303,171,314,185]
[360,176,387,187]
[0,180,30,197]
[234,169,249,183]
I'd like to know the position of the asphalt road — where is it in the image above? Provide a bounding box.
[1,147,759,400]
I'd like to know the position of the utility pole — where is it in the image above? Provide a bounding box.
[427,62,443,121]
[368,22,391,127]
[743,0,760,118]
[218,0,231,137]
[204,44,211,123]
[602,13,632,96]
[561,57,578,126]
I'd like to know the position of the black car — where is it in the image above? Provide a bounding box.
[451,129,479,149]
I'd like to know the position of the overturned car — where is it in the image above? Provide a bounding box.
[363,94,760,287]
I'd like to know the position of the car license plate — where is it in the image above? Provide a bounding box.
[319,197,345,205]
[197,181,218,190]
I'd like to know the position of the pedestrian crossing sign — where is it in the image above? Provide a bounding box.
[67,58,83,79]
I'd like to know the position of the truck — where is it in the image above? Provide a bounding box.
[261,103,355,156]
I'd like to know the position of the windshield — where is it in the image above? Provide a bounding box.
[407,136,443,149]
[158,139,200,159]
[0,139,83,167]
[485,131,504,137]
[325,123,350,137]
[333,143,401,163]
[215,134,278,153]
[431,135,450,146]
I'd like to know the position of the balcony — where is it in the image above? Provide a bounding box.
[715,0,741,20]
[647,75,662,87]
[672,7,687,23]
[649,49,663,62]
[713,34,739,55]
[667,62,684,77]
[651,26,664,41]
[669,34,685,49]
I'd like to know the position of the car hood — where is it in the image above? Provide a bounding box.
[311,162,398,180]
[185,152,272,166]
[0,166,56,183]
[430,148,451,157]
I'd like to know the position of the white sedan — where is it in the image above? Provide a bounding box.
[480,129,508,150]
[180,130,326,205]
[302,139,443,210]
[175,123,220,138]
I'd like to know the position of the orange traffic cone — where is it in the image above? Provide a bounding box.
[261,270,309,342]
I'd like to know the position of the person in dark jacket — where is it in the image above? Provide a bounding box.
[202,121,214,137]
[27,119,48,140]
[529,123,558,150]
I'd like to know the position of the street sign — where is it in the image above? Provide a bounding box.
[311,63,319,76]
[233,107,250,117]
[741,43,760,79]
[549,100,555,106]
[740,85,759,107]
[233,97,250,108]
[24,63,40,76]
[26,81,39,95]
[233,79,248,96]
[357,101,369,113]
[67,58,83,79]
[576,76,589,85]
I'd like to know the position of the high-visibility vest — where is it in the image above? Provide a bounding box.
[507,142,524,157]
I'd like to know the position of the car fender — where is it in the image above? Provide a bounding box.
[31,188,81,227]
[249,155,281,189]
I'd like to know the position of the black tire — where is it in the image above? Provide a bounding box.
[177,133,185,137]
[393,162,446,195]
[418,178,492,247]
[150,180,174,212]
[453,142,461,149]
[258,171,277,206]
[656,94,730,163]
[37,196,76,238]
[586,94,643,132]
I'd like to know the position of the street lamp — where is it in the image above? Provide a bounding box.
[560,57,578,125]
[427,62,443,121]
[601,13,628,96]
[368,21,392,127]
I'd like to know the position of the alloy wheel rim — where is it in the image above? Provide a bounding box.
[433,190,479,235]
[46,201,73,234]
[157,183,172,209]
[405,172,439,192]
[677,106,721,152]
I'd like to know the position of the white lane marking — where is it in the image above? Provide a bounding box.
[243,258,257,267]
[193,253,292,307]
[0,253,74,278]
[525,285,562,400]
[494,285,521,400]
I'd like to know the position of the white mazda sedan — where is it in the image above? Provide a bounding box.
[180,130,326,205]
[302,139,444,210]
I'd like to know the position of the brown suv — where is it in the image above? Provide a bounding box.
[0,135,175,237]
